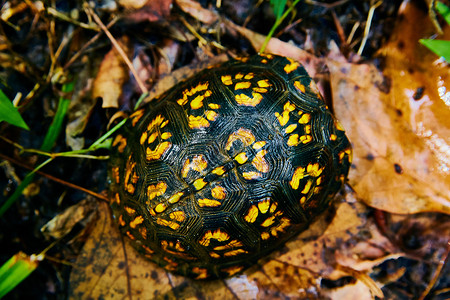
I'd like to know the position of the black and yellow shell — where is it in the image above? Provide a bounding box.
[109,54,352,279]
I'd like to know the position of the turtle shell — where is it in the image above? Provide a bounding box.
[109,54,352,279]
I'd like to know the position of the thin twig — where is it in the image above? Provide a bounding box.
[63,17,119,70]
[418,241,450,300]
[357,0,382,56]
[0,152,109,202]
[86,6,148,94]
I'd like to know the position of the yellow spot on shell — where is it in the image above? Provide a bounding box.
[212,166,226,175]
[226,128,256,150]
[261,216,276,227]
[126,231,135,240]
[235,92,263,106]
[205,110,218,121]
[118,215,126,226]
[114,193,120,205]
[258,199,271,214]
[147,132,158,144]
[271,217,291,236]
[190,95,204,109]
[146,141,171,160]
[287,134,300,146]
[181,155,208,178]
[169,211,185,222]
[189,115,210,129]
[168,192,184,204]
[301,180,312,194]
[192,267,208,279]
[252,150,269,172]
[235,152,248,164]
[129,215,144,228]
[160,120,169,128]
[235,73,244,79]
[112,134,127,153]
[252,87,267,93]
[244,205,258,223]
[193,178,207,190]
[300,135,312,144]
[261,232,270,240]
[155,203,167,213]
[330,134,337,141]
[339,148,352,162]
[270,202,278,213]
[294,81,306,93]
[161,132,172,140]
[126,183,135,194]
[257,79,271,88]
[208,103,220,109]
[221,75,233,85]
[213,240,244,251]
[209,252,221,259]
[298,113,311,124]
[156,218,180,230]
[124,206,136,215]
[199,229,230,246]
[198,198,222,207]
[307,163,322,177]
[177,82,210,106]
[335,119,345,131]
[147,115,165,130]
[285,124,297,134]
[290,166,306,190]
[235,81,251,90]
[224,249,247,257]
[142,245,154,254]
[242,172,261,180]
[275,101,296,126]
[284,58,299,74]
[112,167,120,185]
[300,196,306,204]
[130,109,144,126]
[147,182,167,200]
[140,131,148,145]
[244,73,254,79]
[222,266,244,276]
[305,125,311,134]
[211,186,226,199]
[252,141,266,149]
[139,227,147,239]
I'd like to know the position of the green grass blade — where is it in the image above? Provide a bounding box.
[0,252,40,298]
[0,90,30,130]
[436,1,450,25]
[270,0,288,21]
[41,83,72,151]
[0,83,72,217]
[419,39,450,62]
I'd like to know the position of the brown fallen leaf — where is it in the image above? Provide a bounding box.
[121,0,172,23]
[41,198,97,240]
[176,0,218,25]
[69,187,399,299]
[222,19,323,78]
[93,36,132,108]
[326,1,450,215]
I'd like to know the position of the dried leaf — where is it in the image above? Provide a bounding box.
[41,198,97,240]
[93,37,132,108]
[176,0,218,25]
[327,1,450,215]
[120,0,172,23]
[70,189,398,298]
[223,19,322,78]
